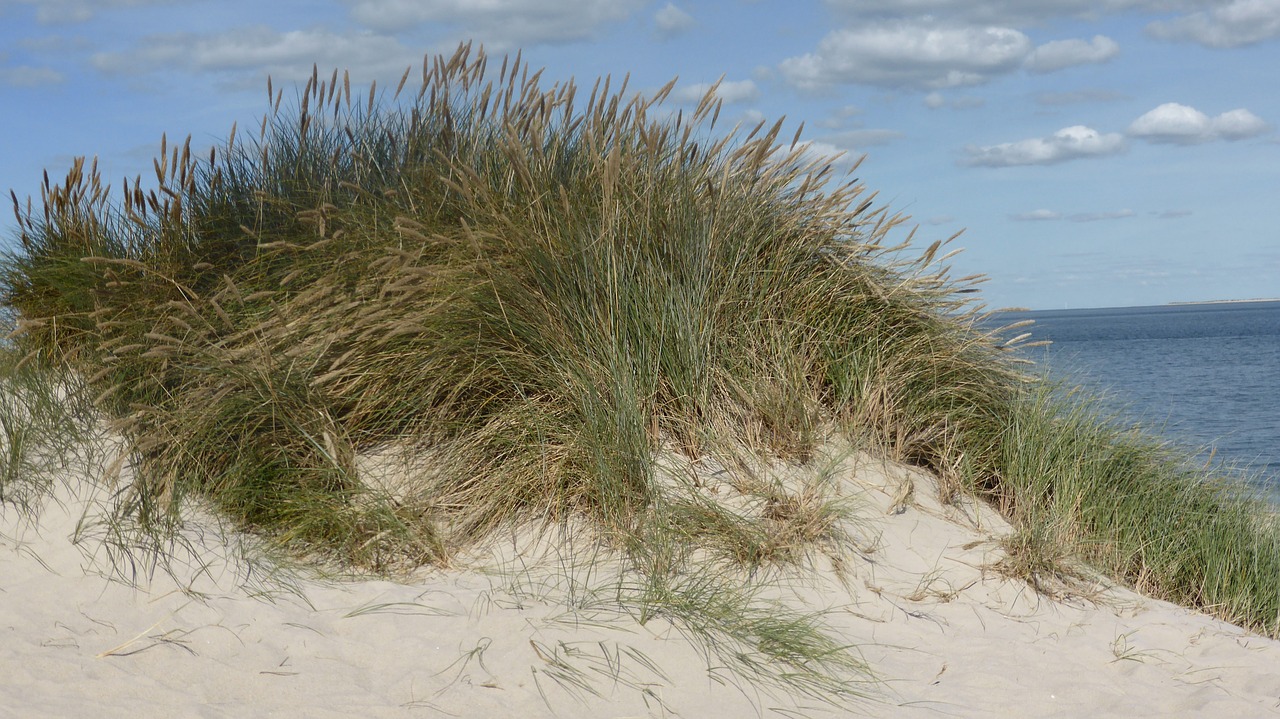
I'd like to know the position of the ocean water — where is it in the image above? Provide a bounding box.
[995,301,1280,501]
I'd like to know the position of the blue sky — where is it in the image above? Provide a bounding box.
[2,0,1277,309]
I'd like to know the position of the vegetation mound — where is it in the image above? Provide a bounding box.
[3,43,1278,704]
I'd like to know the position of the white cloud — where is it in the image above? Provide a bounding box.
[343,0,644,47]
[1128,102,1270,144]
[779,21,1032,90]
[672,79,758,104]
[91,26,421,84]
[1213,108,1271,139]
[1147,0,1280,48]
[654,2,694,38]
[1011,209,1062,221]
[964,125,1126,166]
[1024,35,1119,73]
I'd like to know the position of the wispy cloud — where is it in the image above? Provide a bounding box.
[1010,209,1061,221]
[1035,89,1128,106]
[342,0,645,48]
[785,139,864,171]
[819,128,905,150]
[923,91,985,109]
[1068,208,1134,222]
[1,65,64,86]
[1024,35,1119,73]
[1128,102,1270,144]
[1011,208,1136,222]
[672,79,758,104]
[654,2,695,38]
[1147,0,1280,48]
[91,26,421,84]
[14,0,175,25]
[768,127,897,172]
[964,125,1125,166]
[821,0,1192,25]
[815,104,864,129]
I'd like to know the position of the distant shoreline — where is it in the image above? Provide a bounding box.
[1167,298,1280,306]
[999,298,1280,313]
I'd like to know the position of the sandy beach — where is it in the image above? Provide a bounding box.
[5,439,1279,719]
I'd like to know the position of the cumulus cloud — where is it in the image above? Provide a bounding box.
[779,21,1032,90]
[672,79,758,104]
[1147,0,1280,48]
[964,125,1125,166]
[654,2,694,38]
[1024,35,1119,72]
[1127,102,1270,144]
[91,26,421,84]
[343,0,644,47]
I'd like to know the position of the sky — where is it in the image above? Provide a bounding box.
[1,0,1278,310]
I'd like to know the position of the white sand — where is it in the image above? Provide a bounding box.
[4,444,1280,718]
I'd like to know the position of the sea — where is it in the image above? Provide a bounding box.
[994,300,1280,503]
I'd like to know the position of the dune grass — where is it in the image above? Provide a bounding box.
[3,42,1278,705]
[0,347,98,516]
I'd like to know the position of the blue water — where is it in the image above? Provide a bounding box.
[996,301,1280,501]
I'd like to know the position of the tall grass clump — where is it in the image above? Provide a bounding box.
[0,345,98,516]
[3,42,1279,699]
[2,44,1016,559]
[994,384,1280,634]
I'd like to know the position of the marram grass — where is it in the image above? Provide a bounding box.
[3,43,1279,706]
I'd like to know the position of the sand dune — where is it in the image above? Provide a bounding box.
[5,444,1279,718]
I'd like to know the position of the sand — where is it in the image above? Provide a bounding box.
[4,441,1280,718]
